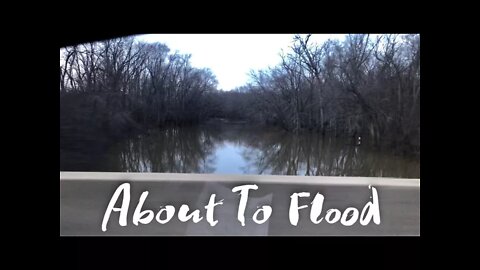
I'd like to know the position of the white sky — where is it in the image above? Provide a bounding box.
[136,34,346,90]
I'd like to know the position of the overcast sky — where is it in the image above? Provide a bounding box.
[136,34,346,90]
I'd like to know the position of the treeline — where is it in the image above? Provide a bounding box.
[60,37,218,137]
[60,34,420,156]
[60,36,220,166]
[211,34,420,153]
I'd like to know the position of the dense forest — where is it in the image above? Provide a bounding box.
[60,34,419,158]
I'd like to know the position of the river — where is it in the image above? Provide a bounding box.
[60,123,419,178]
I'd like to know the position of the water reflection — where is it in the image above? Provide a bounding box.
[110,127,218,173]
[103,124,419,178]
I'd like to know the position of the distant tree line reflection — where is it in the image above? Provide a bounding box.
[106,125,419,178]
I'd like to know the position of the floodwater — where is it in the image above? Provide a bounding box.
[61,123,419,178]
